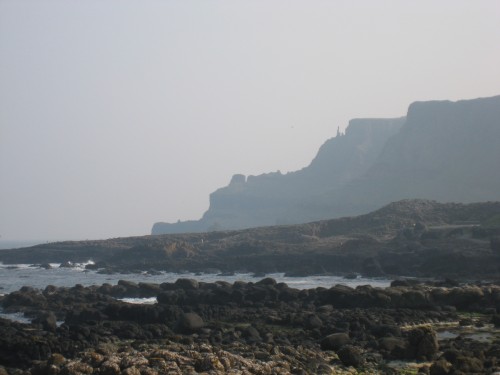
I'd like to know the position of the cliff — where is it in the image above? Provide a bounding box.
[152,95,500,235]
[153,117,404,234]
[332,95,500,212]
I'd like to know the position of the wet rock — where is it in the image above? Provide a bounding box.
[99,360,121,375]
[48,353,66,367]
[194,354,224,372]
[407,326,439,361]
[137,282,161,296]
[452,356,484,373]
[62,361,94,375]
[117,280,139,297]
[378,337,407,359]
[176,312,204,333]
[429,359,452,375]
[304,314,323,330]
[491,314,500,327]
[121,367,141,375]
[241,326,261,343]
[371,324,401,338]
[174,278,199,290]
[337,345,364,367]
[320,332,350,351]
[2,288,47,310]
[33,311,57,332]
[256,277,277,286]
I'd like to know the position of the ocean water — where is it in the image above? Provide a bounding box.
[0,261,393,323]
[0,261,391,295]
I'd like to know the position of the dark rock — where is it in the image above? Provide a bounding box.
[429,359,452,375]
[491,314,500,327]
[371,324,402,338]
[137,282,161,296]
[378,337,407,359]
[320,332,350,351]
[241,326,261,342]
[406,326,439,361]
[33,311,57,332]
[337,345,364,367]
[194,354,224,372]
[116,280,140,297]
[174,278,199,290]
[390,279,420,287]
[304,314,323,330]
[453,356,484,373]
[256,277,277,286]
[176,312,204,333]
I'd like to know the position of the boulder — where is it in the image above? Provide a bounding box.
[33,311,57,332]
[406,326,439,361]
[378,337,407,359]
[337,345,364,367]
[176,312,204,333]
[241,326,261,342]
[174,278,199,290]
[452,356,484,373]
[429,359,452,375]
[320,333,350,351]
[304,314,323,330]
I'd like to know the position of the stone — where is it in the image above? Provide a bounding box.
[407,326,439,361]
[320,333,350,351]
[429,359,452,375]
[174,278,199,290]
[337,345,364,367]
[241,326,261,342]
[33,311,57,332]
[176,312,204,333]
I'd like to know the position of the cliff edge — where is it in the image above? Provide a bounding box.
[153,95,500,235]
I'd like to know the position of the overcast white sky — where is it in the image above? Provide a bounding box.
[1,0,499,241]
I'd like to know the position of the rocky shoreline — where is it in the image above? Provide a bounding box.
[2,278,500,374]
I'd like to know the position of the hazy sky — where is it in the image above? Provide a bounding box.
[1,1,499,241]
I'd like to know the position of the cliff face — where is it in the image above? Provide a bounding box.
[332,95,500,213]
[153,95,500,235]
[153,117,405,234]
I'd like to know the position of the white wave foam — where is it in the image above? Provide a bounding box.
[117,297,157,305]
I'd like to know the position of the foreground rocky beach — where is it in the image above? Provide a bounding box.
[2,278,500,374]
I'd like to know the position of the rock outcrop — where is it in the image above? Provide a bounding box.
[3,280,500,374]
[153,95,500,234]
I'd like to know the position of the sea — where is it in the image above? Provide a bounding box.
[0,255,392,323]
[0,260,391,295]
